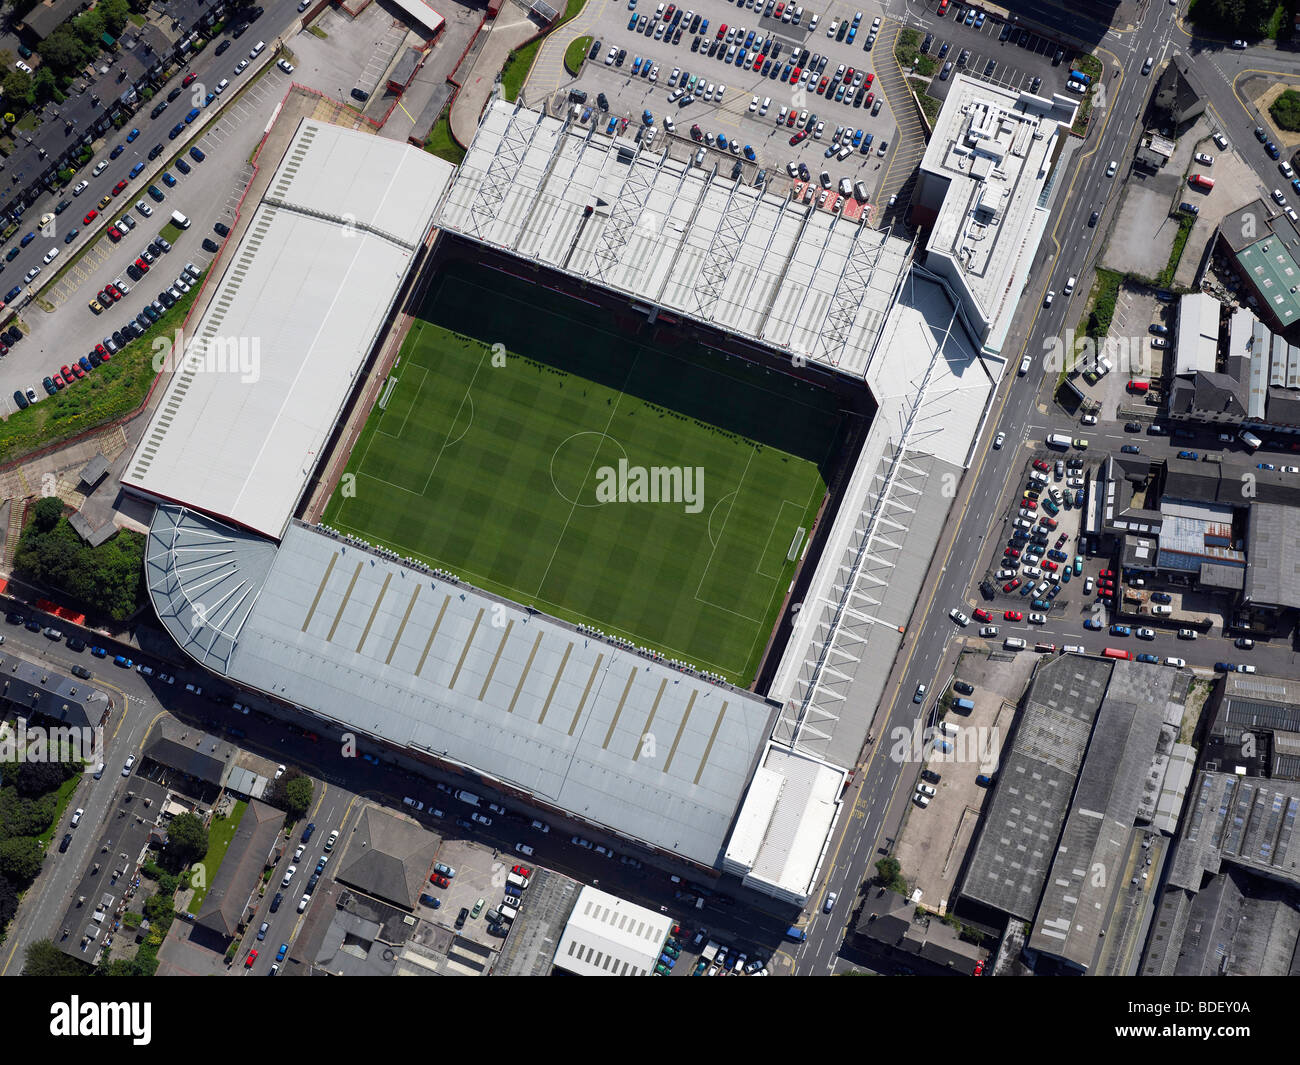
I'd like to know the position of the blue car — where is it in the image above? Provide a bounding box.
[169,122,185,140]
[1109,624,1131,637]
[628,14,637,28]
[126,128,140,142]
[190,146,206,162]
[1075,489,1084,505]
[64,228,79,243]
[632,56,642,73]
[1258,462,1276,470]
[1214,662,1234,672]
[847,26,856,42]
[79,356,92,372]
[1061,568,1071,584]
[20,232,35,247]
[276,943,288,961]
[743,145,755,160]
[175,158,191,175]
[113,654,134,668]
[642,108,653,124]
[110,144,125,159]
[129,161,145,178]
[1177,450,1198,460]
[1121,444,1140,454]
[302,822,316,842]
[203,92,215,106]
[270,892,283,912]
[91,646,108,657]
[162,172,176,187]
[1137,653,1158,663]
[718,134,728,149]
[781,64,792,81]
[606,116,618,133]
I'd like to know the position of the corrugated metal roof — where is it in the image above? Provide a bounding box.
[436,100,911,378]
[122,120,455,538]
[145,511,777,867]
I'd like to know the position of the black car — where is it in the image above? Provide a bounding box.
[54,199,71,215]
[215,39,231,56]
[151,102,167,119]
[588,38,602,60]
[455,817,473,830]
[167,86,184,103]
[1088,210,1099,227]
[148,143,165,160]
[307,873,320,893]
[6,326,21,344]
[59,833,72,853]
[954,680,975,695]
[202,238,220,253]
[920,768,942,784]
[270,891,283,912]
[920,32,933,53]
[455,907,469,929]
[71,664,93,679]
[25,620,41,632]
[126,263,143,281]
[596,92,609,111]
[66,636,86,652]
[616,47,627,64]
[1124,421,1143,432]
[214,221,231,237]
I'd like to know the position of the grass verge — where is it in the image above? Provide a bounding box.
[502,0,588,102]
[564,36,592,76]
[424,112,465,165]
[0,284,201,463]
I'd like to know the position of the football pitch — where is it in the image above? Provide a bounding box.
[323,264,848,685]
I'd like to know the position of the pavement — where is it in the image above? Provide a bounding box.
[449,7,542,146]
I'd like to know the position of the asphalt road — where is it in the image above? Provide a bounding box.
[790,0,1300,973]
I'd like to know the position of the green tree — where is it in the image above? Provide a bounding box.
[12,758,70,797]
[166,812,208,868]
[31,496,63,534]
[1,71,32,110]
[99,0,129,37]
[24,939,90,976]
[267,771,313,819]
[36,26,89,77]
[32,67,57,105]
[0,787,58,838]
[1271,90,1300,132]
[0,837,44,883]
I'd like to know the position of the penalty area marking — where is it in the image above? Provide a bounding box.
[755,499,805,579]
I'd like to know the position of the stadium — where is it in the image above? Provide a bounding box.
[131,79,1075,902]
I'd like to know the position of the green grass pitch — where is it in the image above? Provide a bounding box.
[322,264,845,685]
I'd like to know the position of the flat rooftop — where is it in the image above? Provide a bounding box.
[122,119,454,539]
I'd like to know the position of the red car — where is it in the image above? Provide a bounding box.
[691,124,702,139]
[1033,459,1050,471]
[1004,547,1020,559]
[1042,560,1058,572]
[245,949,257,967]
[72,364,87,380]
[938,0,949,13]
[107,226,122,242]
[1003,579,1021,592]
[790,67,802,83]
[864,72,874,86]
[112,179,128,196]
[717,23,727,38]
[1041,517,1058,530]
[817,76,829,93]
[60,364,75,383]
[83,210,98,224]
[135,257,150,272]
[94,343,109,358]
[1021,498,1037,510]
[973,608,992,622]
[789,130,808,145]
[512,864,532,877]
[1004,610,1023,621]
[973,959,985,976]
[786,110,798,127]
[1055,534,1069,548]
[845,68,855,81]
[182,72,198,87]
[1099,569,1115,579]
[430,873,450,888]
[51,374,66,390]
[865,92,875,107]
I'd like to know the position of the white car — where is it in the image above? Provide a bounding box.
[949,608,970,627]
[979,625,999,637]
[1083,577,1094,593]
[72,180,90,196]
[1165,657,1186,667]
[606,47,617,65]
[826,17,839,36]
[1136,627,1156,640]
[749,95,759,112]
[1237,664,1257,674]
[298,893,311,912]
[234,59,250,75]
[215,78,230,94]
[1105,160,1118,177]
[121,755,135,776]
[1028,613,1047,625]
[71,807,84,827]
[916,783,936,797]
[136,200,153,217]
[278,59,296,74]
[15,60,31,74]
[470,811,493,826]
[1081,412,1098,425]
[515,842,535,856]
[275,764,286,779]
[93,160,109,176]
[993,431,1005,449]
[1194,152,1213,165]
[823,890,838,912]
[282,864,297,886]
[294,844,306,861]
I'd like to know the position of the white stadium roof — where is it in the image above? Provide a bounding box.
[436,100,916,378]
[122,119,454,539]
[145,512,779,867]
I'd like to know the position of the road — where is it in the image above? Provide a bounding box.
[790,0,1300,973]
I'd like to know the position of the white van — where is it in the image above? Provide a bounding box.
[250,40,266,58]
[1063,275,1077,294]
[455,789,480,806]
[938,721,959,738]
[1004,637,1026,650]
[499,903,519,922]
[1151,604,1173,616]
[170,210,191,229]
[506,871,530,890]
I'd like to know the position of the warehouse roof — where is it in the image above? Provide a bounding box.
[553,886,671,976]
[436,100,913,379]
[145,511,778,867]
[122,119,454,539]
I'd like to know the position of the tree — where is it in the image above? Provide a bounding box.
[99,0,129,37]
[165,812,208,869]
[0,787,58,838]
[25,939,90,976]
[32,67,56,105]
[0,837,44,883]
[266,771,313,819]
[1,71,32,110]
[36,26,89,78]
[13,515,146,622]
[12,758,70,797]
[31,496,63,534]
